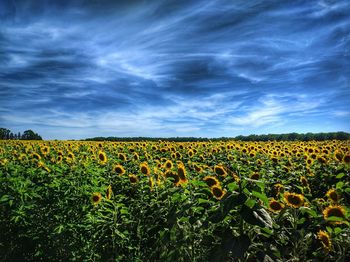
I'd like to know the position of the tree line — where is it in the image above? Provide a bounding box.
[0,128,42,140]
[85,132,350,142]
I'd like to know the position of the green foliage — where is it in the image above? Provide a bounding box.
[0,139,349,261]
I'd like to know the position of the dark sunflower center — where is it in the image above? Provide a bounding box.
[212,187,223,197]
[328,208,344,217]
[288,195,302,205]
[270,201,282,210]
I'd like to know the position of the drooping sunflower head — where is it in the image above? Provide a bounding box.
[214,165,227,176]
[106,185,113,200]
[129,174,138,184]
[317,230,332,252]
[32,153,41,161]
[164,159,173,170]
[117,153,127,161]
[334,149,343,162]
[211,186,226,200]
[343,154,350,164]
[203,176,220,187]
[177,164,187,182]
[250,172,260,180]
[40,146,50,155]
[317,156,327,164]
[91,192,102,205]
[98,151,107,164]
[274,183,284,194]
[140,162,150,176]
[326,189,339,203]
[300,176,308,187]
[269,199,284,212]
[283,192,305,208]
[67,151,75,161]
[164,170,180,186]
[323,205,346,223]
[133,152,139,161]
[113,164,125,175]
[148,177,155,190]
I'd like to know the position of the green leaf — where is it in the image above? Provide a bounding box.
[336,181,344,189]
[245,198,256,208]
[251,190,269,206]
[227,182,239,191]
[336,173,345,179]
[334,227,342,234]
[300,207,317,218]
[326,216,344,222]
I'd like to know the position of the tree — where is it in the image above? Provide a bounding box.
[21,130,42,140]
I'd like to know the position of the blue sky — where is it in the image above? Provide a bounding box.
[0,0,349,139]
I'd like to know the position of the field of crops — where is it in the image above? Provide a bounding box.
[0,140,349,261]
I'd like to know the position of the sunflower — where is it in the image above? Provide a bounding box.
[177,164,187,182]
[98,151,107,164]
[250,172,260,180]
[214,165,227,176]
[194,163,203,173]
[40,146,50,155]
[317,230,332,252]
[269,199,284,212]
[133,152,139,160]
[274,183,284,195]
[300,176,308,187]
[326,189,339,203]
[67,151,75,161]
[164,170,181,186]
[211,186,226,200]
[118,153,127,161]
[343,154,350,164]
[323,205,346,223]
[106,185,113,200]
[91,192,102,205]
[334,149,343,162]
[203,176,220,187]
[129,174,138,184]
[164,159,173,170]
[113,164,125,175]
[32,153,41,161]
[317,156,327,164]
[284,192,305,208]
[140,162,150,176]
[148,177,155,190]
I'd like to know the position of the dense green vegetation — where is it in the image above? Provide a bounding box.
[1,140,349,261]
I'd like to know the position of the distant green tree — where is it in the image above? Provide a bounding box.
[21,130,42,140]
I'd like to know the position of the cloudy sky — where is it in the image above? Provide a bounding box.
[0,0,349,139]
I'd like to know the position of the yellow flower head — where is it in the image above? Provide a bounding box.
[203,176,220,188]
[214,165,227,176]
[283,192,305,208]
[317,230,332,252]
[129,174,138,184]
[325,189,339,203]
[211,186,226,200]
[323,205,346,223]
[269,199,284,212]
[98,151,107,164]
[106,185,113,200]
[140,162,150,176]
[113,164,125,175]
[91,192,102,205]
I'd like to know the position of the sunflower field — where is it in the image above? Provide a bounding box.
[0,140,349,261]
